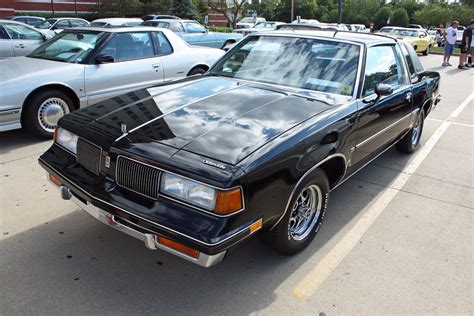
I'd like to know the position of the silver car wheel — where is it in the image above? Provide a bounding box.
[289,184,323,241]
[37,97,70,133]
[412,113,421,146]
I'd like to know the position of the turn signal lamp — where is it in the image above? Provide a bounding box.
[215,188,243,215]
[49,174,62,186]
[157,236,200,258]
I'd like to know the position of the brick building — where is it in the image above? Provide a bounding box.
[0,0,229,26]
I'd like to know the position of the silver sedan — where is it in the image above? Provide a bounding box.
[0,20,52,57]
[0,27,225,138]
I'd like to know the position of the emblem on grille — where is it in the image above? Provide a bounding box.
[120,122,127,134]
[203,159,226,170]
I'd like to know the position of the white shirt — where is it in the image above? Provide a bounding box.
[471,30,474,47]
[445,26,457,45]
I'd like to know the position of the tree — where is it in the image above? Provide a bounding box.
[374,6,392,29]
[391,7,409,27]
[167,0,197,19]
[208,0,248,29]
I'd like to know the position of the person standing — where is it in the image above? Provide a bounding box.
[443,21,459,66]
[458,20,473,70]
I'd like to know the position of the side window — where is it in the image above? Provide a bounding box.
[3,24,43,40]
[400,44,416,77]
[55,20,71,29]
[0,26,10,39]
[71,20,88,27]
[363,46,403,96]
[183,22,206,33]
[100,32,155,62]
[402,42,424,74]
[156,32,172,55]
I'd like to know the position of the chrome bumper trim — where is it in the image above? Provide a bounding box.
[68,190,226,267]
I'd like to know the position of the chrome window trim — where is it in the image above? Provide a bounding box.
[270,153,347,230]
[115,155,246,218]
[41,159,255,247]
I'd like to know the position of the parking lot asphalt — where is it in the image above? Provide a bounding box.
[0,54,472,315]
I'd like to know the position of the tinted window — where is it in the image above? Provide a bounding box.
[156,32,172,54]
[55,20,70,29]
[26,18,42,26]
[363,46,403,96]
[211,36,360,96]
[35,19,55,29]
[0,25,10,39]
[401,42,424,74]
[70,20,88,27]
[101,32,154,62]
[3,23,43,40]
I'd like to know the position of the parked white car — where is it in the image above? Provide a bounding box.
[90,18,143,27]
[0,27,224,137]
[35,18,90,36]
[235,17,266,29]
[233,21,285,36]
[0,20,53,57]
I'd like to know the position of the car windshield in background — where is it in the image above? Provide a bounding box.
[29,31,103,63]
[240,18,254,23]
[210,36,360,96]
[143,21,169,28]
[392,29,419,37]
[254,22,273,29]
[35,19,56,29]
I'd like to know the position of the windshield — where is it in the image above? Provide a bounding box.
[391,29,419,37]
[379,27,393,33]
[239,17,254,23]
[29,31,103,63]
[210,36,360,96]
[254,22,273,29]
[35,19,56,29]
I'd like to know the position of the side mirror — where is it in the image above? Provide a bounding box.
[375,83,393,96]
[96,54,114,64]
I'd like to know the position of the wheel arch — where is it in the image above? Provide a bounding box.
[21,84,80,124]
[186,64,210,76]
[269,153,347,230]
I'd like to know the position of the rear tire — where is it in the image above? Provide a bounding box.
[395,109,425,154]
[423,45,430,56]
[23,90,73,139]
[266,169,329,255]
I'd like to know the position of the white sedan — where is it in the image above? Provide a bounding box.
[0,27,224,138]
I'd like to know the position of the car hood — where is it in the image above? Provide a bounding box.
[75,76,334,165]
[0,57,81,85]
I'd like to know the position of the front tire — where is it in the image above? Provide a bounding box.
[266,169,329,255]
[423,45,430,56]
[395,109,425,154]
[23,90,73,139]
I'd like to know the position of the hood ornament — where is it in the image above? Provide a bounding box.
[120,122,127,135]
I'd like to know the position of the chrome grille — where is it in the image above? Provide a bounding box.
[76,139,101,174]
[116,156,161,199]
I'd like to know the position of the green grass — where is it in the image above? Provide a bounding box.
[430,46,461,54]
[208,26,232,33]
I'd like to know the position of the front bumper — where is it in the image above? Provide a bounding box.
[39,152,261,267]
[65,187,226,267]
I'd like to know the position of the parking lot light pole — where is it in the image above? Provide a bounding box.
[337,0,342,24]
[291,0,295,23]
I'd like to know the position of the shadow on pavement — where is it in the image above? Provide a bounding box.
[0,148,414,314]
[0,128,48,156]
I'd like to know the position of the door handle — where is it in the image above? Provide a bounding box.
[15,44,25,48]
[406,92,412,101]
[152,64,160,69]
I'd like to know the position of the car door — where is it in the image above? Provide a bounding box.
[352,44,413,166]
[153,31,190,82]
[2,23,45,56]
[181,21,217,47]
[84,31,164,105]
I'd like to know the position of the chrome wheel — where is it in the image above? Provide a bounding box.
[412,113,421,146]
[37,97,70,133]
[289,184,323,241]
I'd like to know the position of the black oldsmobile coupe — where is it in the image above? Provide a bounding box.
[39,31,441,267]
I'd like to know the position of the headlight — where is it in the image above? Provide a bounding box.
[160,172,243,215]
[55,127,79,155]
